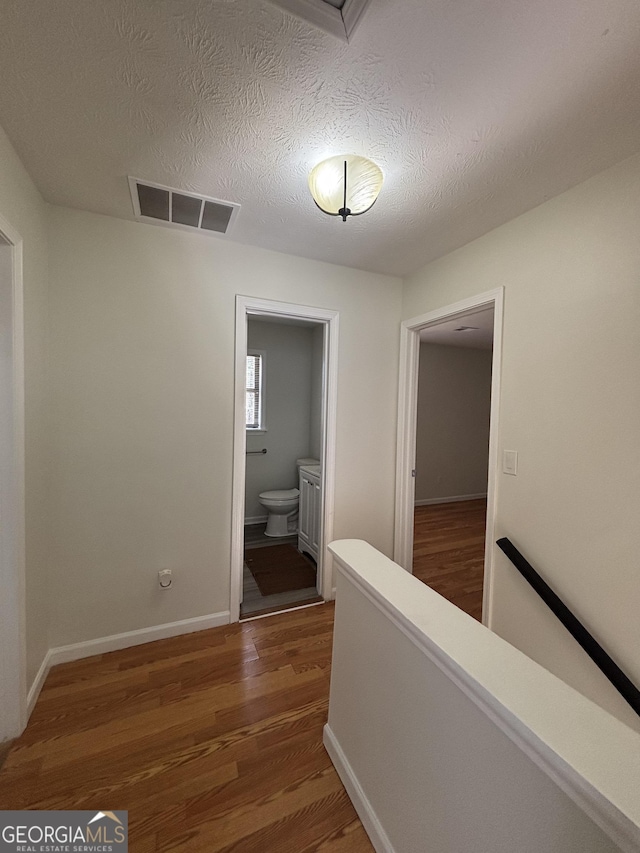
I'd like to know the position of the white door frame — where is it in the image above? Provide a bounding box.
[0,215,27,740]
[394,287,504,627]
[230,295,339,622]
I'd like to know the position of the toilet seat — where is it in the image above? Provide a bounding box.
[259,488,299,503]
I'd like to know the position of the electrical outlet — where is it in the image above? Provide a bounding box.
[158,569,173,590]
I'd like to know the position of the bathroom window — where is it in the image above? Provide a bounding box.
[246,351,265,430]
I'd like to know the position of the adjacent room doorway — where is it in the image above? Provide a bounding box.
[394,289,503,627]
[0,216,26,741]
[413,308,494,621]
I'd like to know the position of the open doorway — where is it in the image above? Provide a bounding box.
[394,289,503,627]
[241,316,324,617]
[0,217,26,742]
[230,297,338,622]
[413,308,493,621]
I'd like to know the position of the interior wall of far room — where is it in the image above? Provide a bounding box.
[245,320,315,521]
[415,343,492,504]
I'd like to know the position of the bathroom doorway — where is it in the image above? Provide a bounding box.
[242,316,323,617]
[230,297,338,622]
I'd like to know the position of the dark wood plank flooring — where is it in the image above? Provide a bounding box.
[0,604,373,853]
[0,740,13,772]
[246,544,317,597]
[242,525,322,619]
[413,499,487,621]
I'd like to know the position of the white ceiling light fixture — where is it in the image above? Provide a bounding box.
[308,154,383,222]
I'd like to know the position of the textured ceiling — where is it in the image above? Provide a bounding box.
[1,0,640,276]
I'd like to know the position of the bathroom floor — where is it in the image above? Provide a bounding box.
[244,521,297,551]
[241,524,322,619]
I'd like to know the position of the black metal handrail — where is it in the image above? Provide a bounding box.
[496,537,640,718]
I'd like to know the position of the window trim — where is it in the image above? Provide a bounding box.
[246,350,266,432]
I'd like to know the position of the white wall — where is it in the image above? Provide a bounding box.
[245,320,315,520]
[403,152,640,730]
[47,206,402,647]
[416,343,492,503]
[327,540,640,853]
[0,125,50,694]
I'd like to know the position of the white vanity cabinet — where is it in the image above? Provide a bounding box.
[298,465,321,562]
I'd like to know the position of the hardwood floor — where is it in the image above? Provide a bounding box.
[413,499,487,621]
[0,740,12,772]
[0,604,373,853]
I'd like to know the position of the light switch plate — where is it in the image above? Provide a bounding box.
[503,450,518,475]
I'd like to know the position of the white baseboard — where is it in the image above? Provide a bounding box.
[415,492,487,506]
[25,610,231,718]
[27,649,53,718]
[49,611,231,666]
[323,724,394,853]
[242,599,325,623]
[244,515,268,525]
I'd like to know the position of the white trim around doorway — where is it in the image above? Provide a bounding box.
[230,296,339,623]
[393,288,504,628]
[0,214,27,740]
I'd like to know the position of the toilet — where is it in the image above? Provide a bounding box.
[259,458,319,537]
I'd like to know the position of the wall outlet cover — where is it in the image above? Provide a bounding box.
[503,450,518,475]
[158,569,173,589]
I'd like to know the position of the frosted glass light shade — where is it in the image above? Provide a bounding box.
[308,155,383,219]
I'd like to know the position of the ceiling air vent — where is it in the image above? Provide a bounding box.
[128,178,240,236]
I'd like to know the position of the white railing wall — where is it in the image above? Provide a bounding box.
[325,540,640,853]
